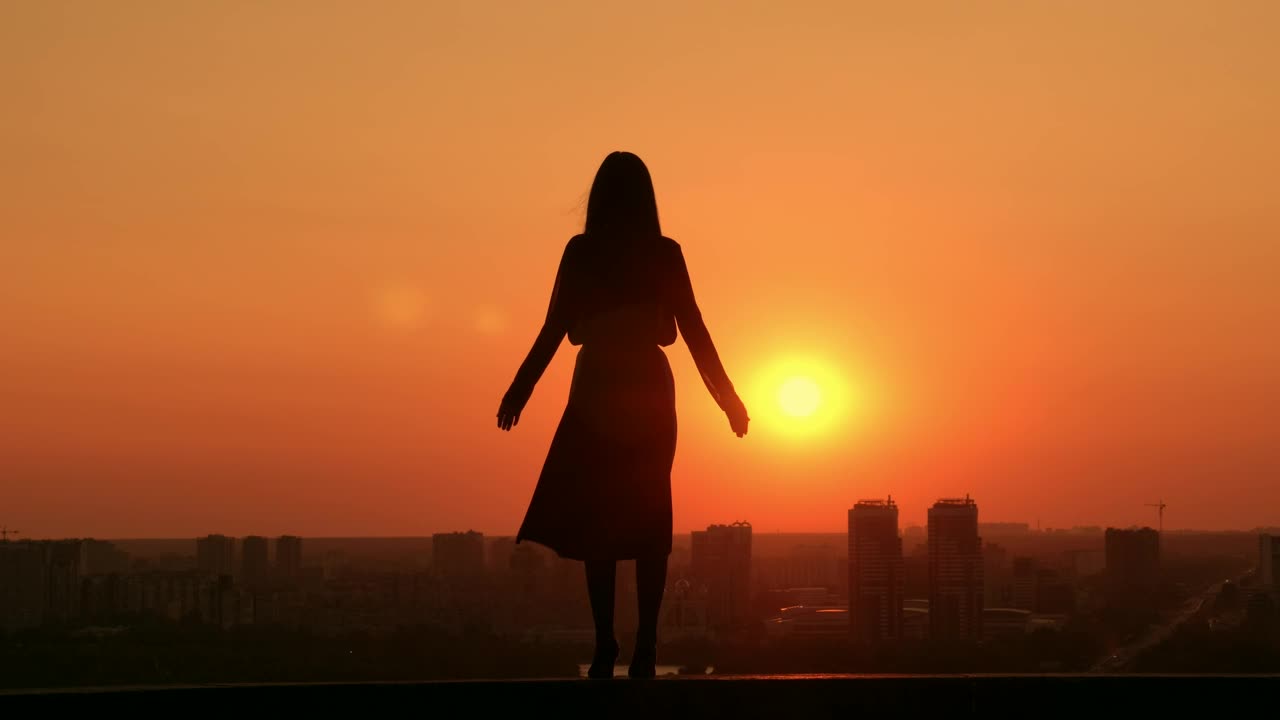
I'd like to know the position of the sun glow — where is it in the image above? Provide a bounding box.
[748,354,861,440]
[779,376,821,417]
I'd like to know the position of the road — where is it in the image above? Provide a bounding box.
[1090,574,1243,673]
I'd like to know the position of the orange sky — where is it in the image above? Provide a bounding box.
[3,2,1278,537]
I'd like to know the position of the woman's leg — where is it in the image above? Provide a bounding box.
[630,553,668,677]
[585,559,618,678]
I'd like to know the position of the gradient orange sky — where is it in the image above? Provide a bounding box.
[3,2,1278,537]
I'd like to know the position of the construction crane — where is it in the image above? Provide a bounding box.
[1145,501,1167,533]
[0,525,19,541]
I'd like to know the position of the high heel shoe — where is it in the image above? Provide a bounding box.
[628,641,656,679]
[587,639,619,679]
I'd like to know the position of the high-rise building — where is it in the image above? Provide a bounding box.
[928,496,984,640]
[1105,527,1159,583]
[0,540,85,629]
[983,542,1012,608]
[691,521,753,631]
[848,498,904,642]
[276,535,302,582]
[241,536,269,587]
[432,531,485,578]
[1259,534,1280,591]
[46,540,85,623]
[82,539,130,575]
[1011,557,1037,611]
[196,534,236,577]
[0,541,48,631]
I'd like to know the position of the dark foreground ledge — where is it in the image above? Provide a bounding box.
[4,675,1279,715]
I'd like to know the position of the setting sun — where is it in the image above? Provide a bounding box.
[779,376,821,418]
[746,352,867,442]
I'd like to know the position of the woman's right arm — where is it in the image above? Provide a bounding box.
[671,244,749,437]
[497,241,574,431]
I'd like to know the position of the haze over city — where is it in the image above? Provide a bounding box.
[4,2,1279,538]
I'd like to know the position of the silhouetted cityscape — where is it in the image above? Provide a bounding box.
[3,497,1279,687]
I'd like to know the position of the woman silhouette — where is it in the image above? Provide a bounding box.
[497,151,748,679]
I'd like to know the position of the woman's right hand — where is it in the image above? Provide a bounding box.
[497,390,525,431]
[725,394,750,438]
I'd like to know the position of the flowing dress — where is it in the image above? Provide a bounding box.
[506,233,738,561]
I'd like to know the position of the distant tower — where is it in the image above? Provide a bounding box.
[275,535,303,582]
[0,541,46,631]
[1259,534,1280,591]
[1104,527,1160,606]
[196,534,236,578]
[1011,557,1037,611]
[848,498,904,642]
[241,536,269,587]
[691,521,753,633]
[928,496,984,640]
[432,531,486,578]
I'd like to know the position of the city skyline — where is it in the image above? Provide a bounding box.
[6,506,1269,648]
[2,516,1228,543]
[7,492,1276,681]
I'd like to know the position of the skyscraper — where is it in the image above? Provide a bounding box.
[196,534,236,578]
[0,540,85,630]
[82,539,130,575]
[241,536,269,587]
[432,531,485,578]
[1260,534,1280,592]
[691,521,752,632]
[1011,557,1037,611]
[0,541,48,631]
[848,498,904,642]
[276,535,302,582]
[45,540,85,623]
[928,496,984,640]
[1104,527,1160,606]
[983,542,1012,608]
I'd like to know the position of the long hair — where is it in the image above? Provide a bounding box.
[584,152,661,237]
